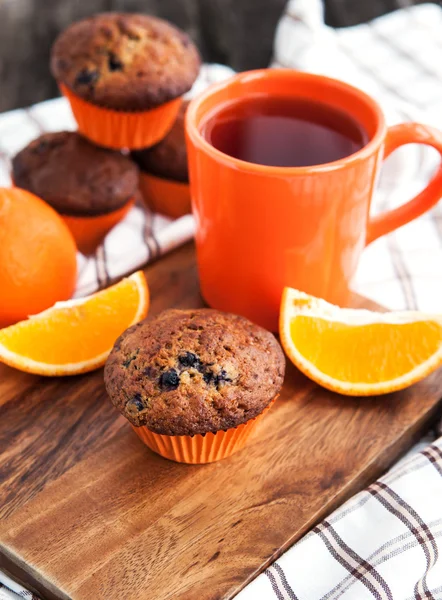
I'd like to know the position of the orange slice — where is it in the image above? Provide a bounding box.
[0,271,149,376]
[280,287,442,396]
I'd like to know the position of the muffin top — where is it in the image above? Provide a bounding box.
[50,13,201,111]
[131,100,189,182]
[104,309,285,436]
[12,131,139,216]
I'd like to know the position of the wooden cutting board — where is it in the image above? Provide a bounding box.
[0,242,441,600]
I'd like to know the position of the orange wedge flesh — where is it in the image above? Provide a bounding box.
[0,271,149,376]
[280,287,442,396]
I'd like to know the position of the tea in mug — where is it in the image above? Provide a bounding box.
[201,95,369,167]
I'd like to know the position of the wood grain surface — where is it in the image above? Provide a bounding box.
[0,242,441,600]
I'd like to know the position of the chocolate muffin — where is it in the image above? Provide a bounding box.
[104,309,285,436]
[50,13,201,111]
[12,131,139,216]
[132,100,189,182]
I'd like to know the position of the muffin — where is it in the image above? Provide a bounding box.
[104,308,285,463]
[51,13,201,149]
[12,131,139,254]
[132,101,190,218]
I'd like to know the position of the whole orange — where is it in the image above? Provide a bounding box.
[0,187,77,327]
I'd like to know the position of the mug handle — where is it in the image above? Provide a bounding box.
[366,123,442,245]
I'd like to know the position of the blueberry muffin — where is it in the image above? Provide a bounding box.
[104,308,285,437]
[12,131,138,216]
[132,100,189,182]
[50,13,201,112]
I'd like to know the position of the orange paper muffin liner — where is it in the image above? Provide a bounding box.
[62,199,134,255]
[60,84,182,150]
[132,398,276,464]
[139,172,191,219]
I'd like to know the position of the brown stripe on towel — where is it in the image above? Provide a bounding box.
[94,243,110,289]
[143,208,161,261]
[271,564,299,600]
[265,568,285,600]
[369,481,438,600]
[422,445,442,477]
[314,521,392,599]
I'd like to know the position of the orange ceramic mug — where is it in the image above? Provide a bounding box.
[186,69,442,331]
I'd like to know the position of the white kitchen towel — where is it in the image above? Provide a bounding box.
[0,63,234,297]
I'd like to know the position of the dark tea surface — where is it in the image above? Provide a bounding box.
[201,95,369,167]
